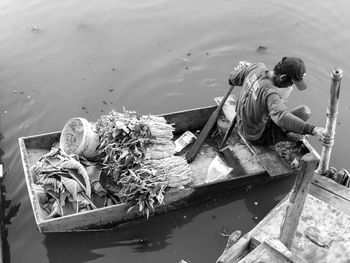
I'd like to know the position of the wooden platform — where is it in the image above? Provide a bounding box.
[216,174,350,263]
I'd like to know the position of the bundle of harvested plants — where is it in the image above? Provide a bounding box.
[95,109,191,217]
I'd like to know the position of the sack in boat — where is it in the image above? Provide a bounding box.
[205,155,233,184]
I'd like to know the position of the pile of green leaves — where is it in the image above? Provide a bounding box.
[119,169,166,218]
[95,109,170,217]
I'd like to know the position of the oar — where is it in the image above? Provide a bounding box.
[186,85,234,163]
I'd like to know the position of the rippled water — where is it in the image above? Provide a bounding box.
[1,0,350,262]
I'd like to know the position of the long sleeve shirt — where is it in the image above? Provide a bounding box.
[229,63,315,141]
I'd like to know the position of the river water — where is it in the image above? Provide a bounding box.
[1,0,350,262]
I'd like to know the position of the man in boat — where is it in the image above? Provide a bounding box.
[229,57,330,146]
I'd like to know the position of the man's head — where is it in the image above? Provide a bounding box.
[273,57,307,90]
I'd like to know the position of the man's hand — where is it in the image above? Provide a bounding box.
[312,126,333,147]
[233,61,251,71]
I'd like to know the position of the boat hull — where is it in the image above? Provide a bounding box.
[19,105,307,232]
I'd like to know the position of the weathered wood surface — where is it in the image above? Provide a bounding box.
[216,232,252,263]
[254,194,350,262]
[237,239,306,263]
[237,242,289,263]
[310,175,350,216]
[218,193,350,263]
[239,134,293,178]
[279,153,318,249]
[162,105,216,135]
[221,132,265,176]
[215,96,293,178]
[312,174,350,202]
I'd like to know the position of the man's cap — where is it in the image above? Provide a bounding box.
[277,57,307,90]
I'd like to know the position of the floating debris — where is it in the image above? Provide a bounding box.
[256,45,267,52]
[219,227,230,237]
[32,25,40,31]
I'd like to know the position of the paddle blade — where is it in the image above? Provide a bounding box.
[185,85,234,163]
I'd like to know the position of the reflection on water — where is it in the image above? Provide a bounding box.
[0,168,21,263]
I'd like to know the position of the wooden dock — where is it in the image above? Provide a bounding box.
[216,162,350,262]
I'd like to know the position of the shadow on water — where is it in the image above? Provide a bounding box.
[42,176,295,263]
[43,187,259,263]
[243,175,296,224]
[0,131,21,263]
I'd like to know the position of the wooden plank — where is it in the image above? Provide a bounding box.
[309,183,350,216]
[221,131,265,176]
[161,105,216,134]
[279,154,318,249]
[312,174,350,202]
[214,96,293,178]
[239,240,306,263]
[240,134,293,178]
[264,238,307,263]
[216,233,252,263]
[237,242,290,263]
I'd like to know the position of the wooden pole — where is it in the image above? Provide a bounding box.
[279,153,318,249]
[317,68,343,174]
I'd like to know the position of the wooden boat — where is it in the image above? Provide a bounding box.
[18,96,317,232]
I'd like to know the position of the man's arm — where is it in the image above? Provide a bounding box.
[267,93,315,134]
[228,62,252,86]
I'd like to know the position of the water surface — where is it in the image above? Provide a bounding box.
[1,0,350,262]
